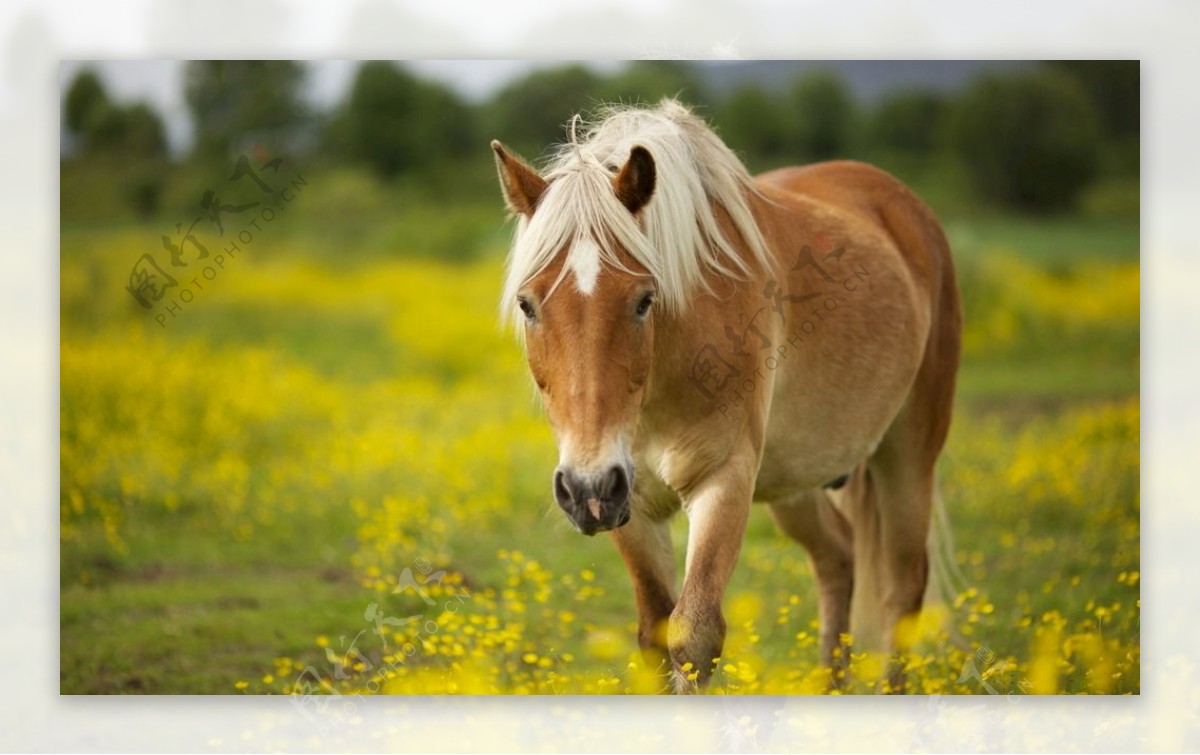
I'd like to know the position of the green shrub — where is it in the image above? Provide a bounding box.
[871,90,947,155]
[951,68,1102,211]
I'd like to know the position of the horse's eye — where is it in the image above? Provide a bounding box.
[635,291,656,319]
[517,297,537,322]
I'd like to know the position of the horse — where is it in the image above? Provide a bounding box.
[491,99,961,693]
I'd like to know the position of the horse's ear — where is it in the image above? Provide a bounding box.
[613,145,656,214]
[491,140,547,217]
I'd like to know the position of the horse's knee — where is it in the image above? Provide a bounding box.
[884,548,929,611]
[813,547,854,589]
[667,601,726,693]
[879,549,929,663]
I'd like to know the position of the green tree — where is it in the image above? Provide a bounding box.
[330,61,473,178]
[1047,60,1139,176]
[871,90,947,155]
[184,61,307,160]
[85,102,167,160]
[1047,60,1139,142]
[64,68,168,159]
[713,84,793,170]
[485,64,607,157]
[951,68,1102,211]
[598,61,710,110]
[61,68,169,217]
[64,68,109,134]
[790,71,856,161]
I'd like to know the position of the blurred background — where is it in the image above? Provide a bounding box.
[60,60,1139,228]
[59,60,1139,695]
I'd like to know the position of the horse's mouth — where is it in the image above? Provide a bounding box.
[571,505,632,536]
[553,464,634,535]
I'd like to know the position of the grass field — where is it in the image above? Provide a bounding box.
[60,176,1139,695]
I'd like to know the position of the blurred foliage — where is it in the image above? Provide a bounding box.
[327,61,474,179]
[184,61,309,160]
[715,84,795,169]
[951,68,1102,212]
[485,62,711,162]
[1047,61,1139,142]
[597,60,711,111]
[89,103,168,161]
[62,60,1138,221]
[63,68,167,160]
[483,64,608,159]
[1047,60,1139,177]
[63,68,107,134]
[61,67,168,218]
[870,89,948,155]
[789,70,857,161]
[716,71,858,169]
[1079,176,1141,220]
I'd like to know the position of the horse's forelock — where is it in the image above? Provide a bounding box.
[500,98,771,328]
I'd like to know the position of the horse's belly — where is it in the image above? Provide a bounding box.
[753,422,876,501]
[753,359,920,502]
[752,255,927,502]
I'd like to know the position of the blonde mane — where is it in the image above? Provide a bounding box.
[500,99,772,323]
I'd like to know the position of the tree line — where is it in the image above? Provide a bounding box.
[63,60,1137,216]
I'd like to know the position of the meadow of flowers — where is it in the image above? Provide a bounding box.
[60,215,1139,696]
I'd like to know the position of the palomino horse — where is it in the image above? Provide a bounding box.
[492,100,960,692]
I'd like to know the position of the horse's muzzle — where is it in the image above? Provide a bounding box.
[553,464,633,535]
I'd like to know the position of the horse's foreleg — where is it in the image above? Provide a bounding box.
[669,461,754,693]
[767,489,854,686]
[610,512,677,678]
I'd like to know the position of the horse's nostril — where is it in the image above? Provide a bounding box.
[598,465,629,503]
[613,466,630,503]
[554,468,574,506]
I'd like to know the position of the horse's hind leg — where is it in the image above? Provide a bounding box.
[868,445,936,691]
[767,489,854,684]
[862,295,959,691]
[853,385,950,690]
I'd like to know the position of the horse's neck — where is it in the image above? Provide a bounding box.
[644,189,791,420]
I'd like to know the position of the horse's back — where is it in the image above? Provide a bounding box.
[755,160,955,293]
[757,160,911,213]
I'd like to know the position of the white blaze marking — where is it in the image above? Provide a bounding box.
[568,238,601,295]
